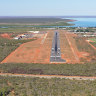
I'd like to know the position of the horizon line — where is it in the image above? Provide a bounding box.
[0,15,96,17]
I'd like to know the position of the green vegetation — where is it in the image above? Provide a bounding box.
[1,18,96,96]
[90,38,96,42]
[37,21,73,26]
[0,18,71,24]
[0,27,45,33]
[90,42,96,47]
[0,87,11,96]
[0,76,96,96]
[0,18,73,32]
[0,23,71,33]
[0,37,36,62]
[0,18,74,33]
[0,22,72,33]
[75,37,94,52]
[1,63,96,76]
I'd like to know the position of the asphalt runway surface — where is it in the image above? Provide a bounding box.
[50,31,66,63]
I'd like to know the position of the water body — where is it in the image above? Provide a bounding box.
[66,18,96,27]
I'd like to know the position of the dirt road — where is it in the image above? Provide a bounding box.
[0,73,96,80]
[86,40,96,50]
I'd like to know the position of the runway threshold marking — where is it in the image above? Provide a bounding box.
[50,31,66,63]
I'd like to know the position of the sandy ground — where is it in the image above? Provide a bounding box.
[0,73,96,81]
[1,31,54,64]
[34,31,54,63]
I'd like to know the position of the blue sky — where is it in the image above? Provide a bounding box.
[0,0,96,16]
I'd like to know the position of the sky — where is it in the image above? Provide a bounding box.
[0,0,96,16]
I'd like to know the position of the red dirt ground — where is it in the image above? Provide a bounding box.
[0,33,12,39]
[60,30,89,64]
[1,30,91,64]
[1,31,54,64]
[60,30,79,63]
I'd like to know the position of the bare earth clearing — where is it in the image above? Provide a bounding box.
[1,30,53,64]
[59,30,88,63]
[1,30,94,64]
[0,33,12,39]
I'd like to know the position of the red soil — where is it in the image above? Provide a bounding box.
[60,31,80,63]
[1,31,53,64]
[60,30,89,64]
[0,33,12,39]
[1,30,91,64]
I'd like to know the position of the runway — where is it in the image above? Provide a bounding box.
[50,31,66,63]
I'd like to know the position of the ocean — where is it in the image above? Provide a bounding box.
[66,18,96,27]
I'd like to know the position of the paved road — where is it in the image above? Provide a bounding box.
[50,31,66,63]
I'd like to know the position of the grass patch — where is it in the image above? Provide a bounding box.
[0,76,96,96]
[0,22,72,33]
[90,38,96,42]
[0,27,45,33]
[1,63,96,77]
[89,37,96,47]
[90,42,96,47]
[75,37,96,62]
